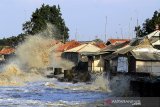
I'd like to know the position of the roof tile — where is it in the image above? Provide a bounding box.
[0,48,15,55]
[56,40,81,52]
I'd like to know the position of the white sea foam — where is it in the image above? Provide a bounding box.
[0,23,74,86]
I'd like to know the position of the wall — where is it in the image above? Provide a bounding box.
[61,52,79,64]
[136,61,160,75]
[108,57,128,73]
[110,58,118,72]
[88,55,104,73]
[117,57,128,72]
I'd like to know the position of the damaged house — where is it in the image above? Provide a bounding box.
[0,47,15,61]
[55,40,81,60]
[105,35,160,76]
[84,39,130,73]
[61,42,101,71]
[106,39,130,46]
[147,29,160,49]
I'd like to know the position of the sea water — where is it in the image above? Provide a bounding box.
[0,78,108,107]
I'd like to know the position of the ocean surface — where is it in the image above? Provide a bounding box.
[0,78,108,107]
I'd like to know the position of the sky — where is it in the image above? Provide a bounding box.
[0,0,160,41]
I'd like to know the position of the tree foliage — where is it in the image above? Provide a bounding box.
[0,34,26,46]
[135,10,160,37]
[93,38,103,43]
[23,4,69,40]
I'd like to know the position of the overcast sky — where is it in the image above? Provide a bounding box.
[0,0,160,41]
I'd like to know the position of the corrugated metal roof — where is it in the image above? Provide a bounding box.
[115,45,135,54]
[116,37,152,55]
[105,48,160,61]
[115,45,156,55]
[129,38,143,46]
[65,43,101,53]
[152,40,160,46]
[147,30,160,39]
[133,46,160,53]
[101,41,130,52]
[131,51,160,61]
[104,36,160,61]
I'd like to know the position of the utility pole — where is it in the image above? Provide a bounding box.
[129,17,132,39]
[137,18,139,27]
[75,28,77,40]
[135,10,139,37]
[105,16,107,42]
[119,24,123,39]
[121,27,123,39]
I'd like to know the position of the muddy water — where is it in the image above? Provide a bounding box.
[0,78,108,107]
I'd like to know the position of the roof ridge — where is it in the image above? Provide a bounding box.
[76,43,88,52]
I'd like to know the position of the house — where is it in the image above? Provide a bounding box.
[104,37,160,76]
[102,41,130,72]
[86,40,130,72]
[56,40,81,52]
[78,41,106,49]
[102,40,130,53]
[0,47,15,61]
[78,41,92,44]
[82,40,130,73]
[93,42,106,49]
[147,29,160,49]
[82,52,104,73]
[106,39,130,46]
[47,40,64,61]
[62,43,101,72]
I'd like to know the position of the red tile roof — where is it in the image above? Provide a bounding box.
[0,48,15,55]
[93,42,106,49]
[106,39,130,45]
[56,40,81,52]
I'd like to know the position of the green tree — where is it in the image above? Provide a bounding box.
[135,10,160,37]
[0,33,26,46]
[23,4,69,41]
[134,25,143,37]
[93,38,103,42]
